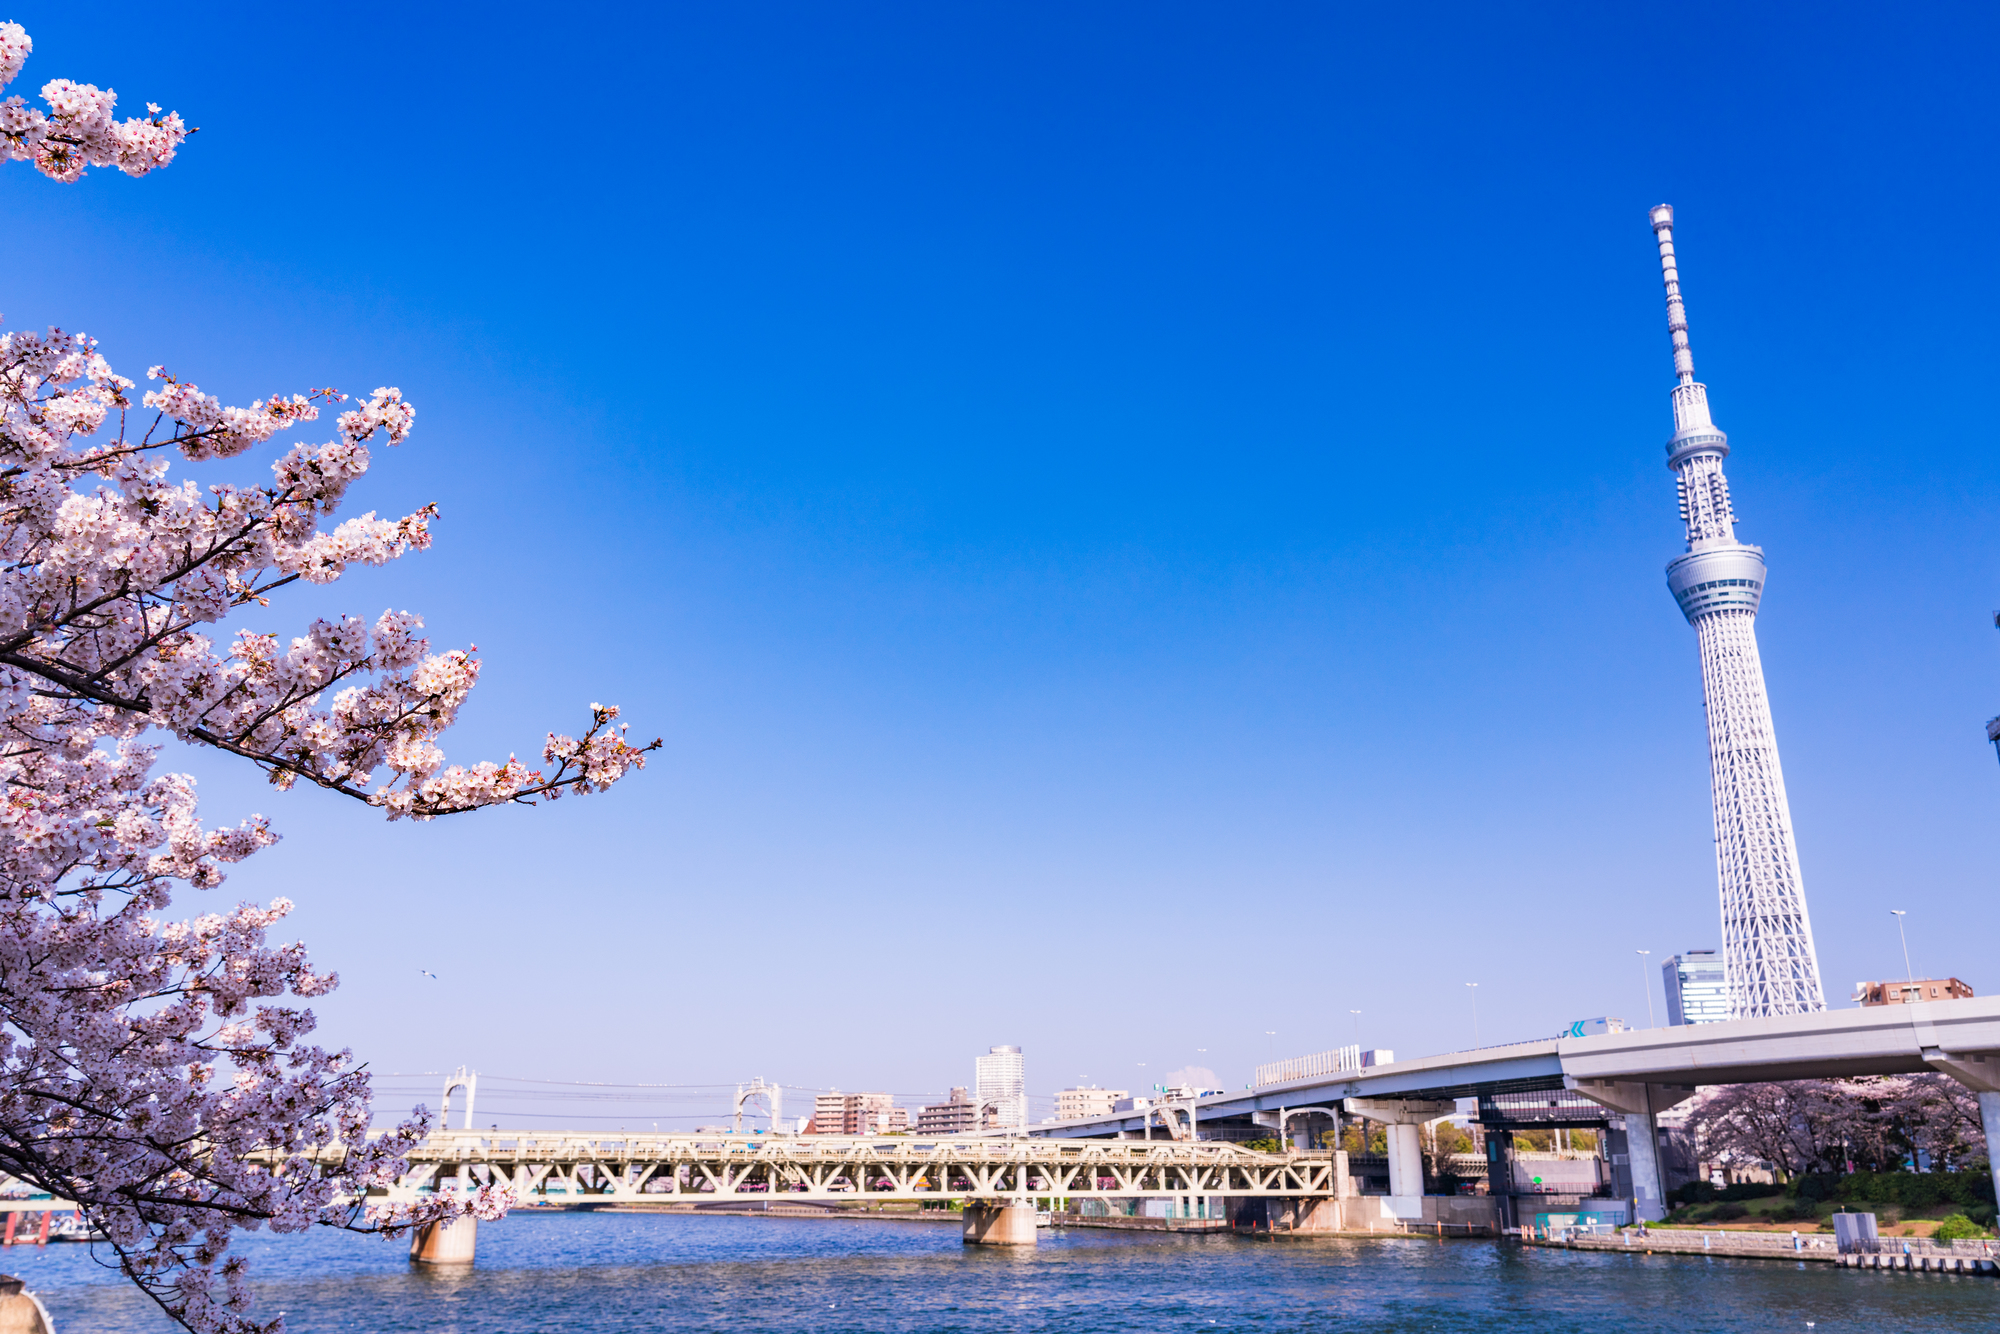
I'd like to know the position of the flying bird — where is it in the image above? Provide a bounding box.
[418,969,440,981]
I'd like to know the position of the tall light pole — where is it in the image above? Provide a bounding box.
[1466,983,1479,1046]
[1265,1031,1276,1061]
[1890,910,1913,982]
[1636,949,1655,1028]
[1349,1009,1362,1054]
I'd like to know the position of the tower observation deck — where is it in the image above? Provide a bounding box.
[1649,204,1825,1018]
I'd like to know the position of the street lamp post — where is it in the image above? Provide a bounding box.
[1636,949,1655,1028]
[1466,983,1479,1046]
[1349,1009,1362,1057]
[1890,910,1913,983]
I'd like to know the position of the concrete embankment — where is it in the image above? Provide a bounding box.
[595,1202,961,1223]
[1053,1216,1230,1234]
[1524,1231,2000,1273]
[1525,1232,1840,1263]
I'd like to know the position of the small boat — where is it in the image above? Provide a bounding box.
[1035,1210,1053,1228]
[45,1214,105,1243]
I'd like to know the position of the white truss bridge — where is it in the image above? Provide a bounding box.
[377,1131,1337,1204]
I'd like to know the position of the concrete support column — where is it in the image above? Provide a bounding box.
[1623,1111,1665,1222]
[409,1214,477,1264]
[1386,1123,1424,1200]
[1565,1079,1694,1226]
[1485,1130,1517,1231]
[962,1201,1038,1245]
[1345,1097,1454,1223]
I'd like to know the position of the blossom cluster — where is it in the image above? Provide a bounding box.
[0,332,656,822]
[1,22,189,180]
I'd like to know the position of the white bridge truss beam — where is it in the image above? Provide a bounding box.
[360,1133,1337,1205]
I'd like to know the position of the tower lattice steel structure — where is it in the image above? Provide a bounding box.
[1649,204,1825,1018]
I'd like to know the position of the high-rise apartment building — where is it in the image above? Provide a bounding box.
[916,1087,978,1134]
[1056,1085,1127,1120]
[975,1044,1026,1132]
[1662,950,1730,1026]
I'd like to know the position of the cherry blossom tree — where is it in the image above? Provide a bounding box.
[1,22,656,1332]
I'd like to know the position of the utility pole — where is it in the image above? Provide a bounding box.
[1636,949,1655,1028]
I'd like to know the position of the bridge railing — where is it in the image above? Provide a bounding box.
[1254,1047,1362,1087]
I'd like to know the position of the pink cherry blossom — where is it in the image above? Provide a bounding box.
[0,324,657,1334]
[0,28,658,1332]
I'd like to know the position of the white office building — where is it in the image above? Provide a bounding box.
[1057,1085,1126,1120]
[1663,949,1730,1026]
[975,1044,1026,1131]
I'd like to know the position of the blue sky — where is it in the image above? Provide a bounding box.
[5,1,1998,1127]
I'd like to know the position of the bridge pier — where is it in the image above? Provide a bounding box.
[1345,1097,1455,1218]
[409,1215,477,1264]
[1565,1078,1694,1223]
[961,1201,1037,1245]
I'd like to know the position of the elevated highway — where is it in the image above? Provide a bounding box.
[1031,997,2000,1223]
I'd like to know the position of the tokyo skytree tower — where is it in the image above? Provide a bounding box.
[1648,204,1826,1018]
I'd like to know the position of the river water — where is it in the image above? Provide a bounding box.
[5,1212,1996,1332]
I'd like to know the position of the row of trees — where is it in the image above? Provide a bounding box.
[1684,1075,1988,1180]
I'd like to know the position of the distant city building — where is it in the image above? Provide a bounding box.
[1663,950,1730,1026]
[1852,978,1974,1007]
[810,1091,903,1134]
[1057,1086,1127,1120]
[916,1087,978,1134]
[976,1045,1027,1132]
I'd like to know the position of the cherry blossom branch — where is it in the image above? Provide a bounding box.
[1,22,191,181]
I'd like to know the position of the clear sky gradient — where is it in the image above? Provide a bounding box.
[5,2,1997,1127]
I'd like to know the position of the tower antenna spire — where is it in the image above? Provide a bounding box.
[1650,204,1695,386]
